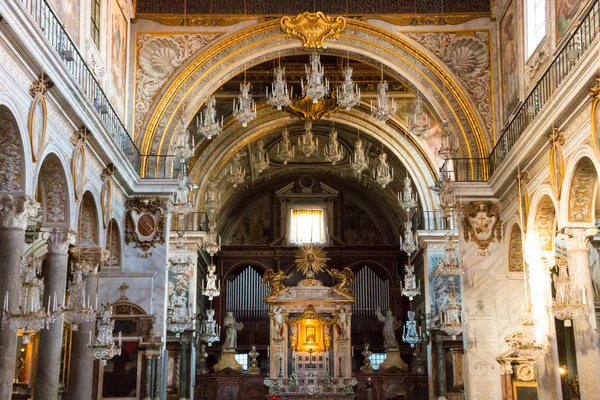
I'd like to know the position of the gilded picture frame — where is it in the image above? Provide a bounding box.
[71,141,86,202]
[27,92,47,162]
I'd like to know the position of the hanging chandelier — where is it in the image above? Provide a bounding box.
[267,65,291,110]
[401,263,421,300]
[402,310,422,347]
[399,176,418,211]
[336,65,360,111]
[400,221,417,256]
[324,127,344,164]
[298,121,318,157]
[440,288,464,338]
[197,96,223,140]
[199,309,221,346]
[173,115,194,161]
[277,128,295,165]
[233,82,257,128]
[434,234,464,276]
[550,256,587,321]
[169,235,194,275]
[436,121,458,161]
[88,304,122,364]
[2,258,58,344]
[351,136,369,176]
[62,264,96,330]
[371,80,396,123]
[204,180,221,217]
[409,95,430,137]
[171,168,194,216]
[202,221,221,256]
[508,304,545,359]
[302,52,329,104]
[202,261,221,300]
[167,289,192,337]
[228,151,247,188]
[374,152,394,188]
[254,138,270,174]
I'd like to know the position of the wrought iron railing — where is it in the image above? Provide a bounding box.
[19,0,141,169]
[138,155,184,179]
[412,211,456,231]
[171,212,209,232]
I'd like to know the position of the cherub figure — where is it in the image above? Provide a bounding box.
[261,269,291,296]
[328,267,355,294]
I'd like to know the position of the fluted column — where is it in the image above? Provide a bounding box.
[0,196,37,399]
[34,229,72,400]
[565,227,600,399]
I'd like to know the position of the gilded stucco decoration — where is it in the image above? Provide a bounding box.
[405,31,493,137]
[280,12,346,49]
[525,39,550,89]
[462,201,502,250]
[28,78,51,162]
[0,106,23,192]
[533,195,556,252]
[38,155,68,224]
[101,165,114,228]
[589,78,600,162]
[79,192,98,246]
[508,223,524,272]
[568,157,597,223]
[134,33,222,136]
[517,170,530,232]
[70,127,87,202]
[548,128,565,200]
[125,198,167,251]
[286,94,339,120]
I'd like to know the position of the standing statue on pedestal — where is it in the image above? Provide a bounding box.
[223,311,244,350]
[273,306,284,339]
[375,308,408,371]
[335,306,348,339]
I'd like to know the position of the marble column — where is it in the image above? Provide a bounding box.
[179,336,189,400]
[565,228,600,399]
[34,228,72,400]
[0,196,37,399]
[66,247,106,400]
[144,353,153,400]
[153,354,162,400]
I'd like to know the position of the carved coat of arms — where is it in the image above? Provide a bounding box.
[125,198,166,251]
[462,201,502,250]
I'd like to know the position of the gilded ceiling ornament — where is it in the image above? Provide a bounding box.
[280,12,346,49]
[462,201,502,250]
[286,94,339,121]
[294,244,329,278]
[588,77,600,162]
[548,128,565,200]
[125,198,167,251]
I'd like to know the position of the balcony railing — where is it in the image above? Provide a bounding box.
[444,0,600,182]
[412,211,456,231]
[139,155,183,179]
[171,212,209,232]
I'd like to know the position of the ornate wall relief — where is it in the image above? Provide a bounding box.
[79,192,98,246]
[405,31,493,136]
[0,106,23,192]
[280,12,346,49]
[105,218,121,268]
[508,223,524,272]
[589,78,600,162]
[134,33,222,136]
[462,201,502,250]
[533,195,556,251]
[525,39,550,90]
[38,155,68,224]
[125,198,166,251]
[568,157,597,223]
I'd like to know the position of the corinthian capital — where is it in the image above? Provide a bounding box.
[0,195,40,230]
[564,227,599,252]
[44,228,75,255]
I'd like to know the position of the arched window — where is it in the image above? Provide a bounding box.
[527,0,546,57]
[350,265,390,318]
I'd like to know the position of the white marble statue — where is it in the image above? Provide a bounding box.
[336,306,348,339]
[273,306,284,338]
[222,311,244,350]
[376,308,402,350]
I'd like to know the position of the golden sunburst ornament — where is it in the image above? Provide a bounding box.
[295,244,329,278]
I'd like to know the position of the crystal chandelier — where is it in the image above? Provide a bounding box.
[233,82,257,128]
[399,176,418,211]
[301,52,329,104]
[169,235,194,275]
[202,221,221,256]
[62,264,96,330]
[298,121,318,157]
[204,180,221,217]
[3,258,58,344]
[167,289,192,337]
[436,121,458,161]
[324,127,344,164]
[401,263,421,300]
[434,234,464,276]
[440,289,464,338]
[508,304,545,359]
[550,256,587,321]
[173,115,194,160]
[197,96,223,140]
[409,96,430,137]
[199,309,221,346]
[371,81,396,123]
[228,151,247,188]
[277,128,295,165]
[336,65,360,111]
[267,65,291,110]
[400,221,417,256]
[374,152,393,188]
[402,310,422,347]
[170,168,194,216]
[202,261,221,300]
[351,136,369,176]
[88,304,122,364]
[254,138,270,173]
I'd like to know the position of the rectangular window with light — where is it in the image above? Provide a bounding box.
[290,208,325,244]
[90,0,101,48]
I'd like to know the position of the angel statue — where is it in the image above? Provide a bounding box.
[261,269,291,296]
[376,308,402,350]
[222,311,244,351]
[328,267,355,294]
[273,306,285,339]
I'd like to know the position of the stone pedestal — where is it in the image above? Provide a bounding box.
[379,350,408,371]
[213,351,242,372]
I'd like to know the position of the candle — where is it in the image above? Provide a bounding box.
[268,346,270,357]
[582,287,587,305]
[89,330,92,345]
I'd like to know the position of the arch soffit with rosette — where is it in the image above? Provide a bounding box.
[34,147,74,229]
[527,187,558,255]
[0,98,31,196]
[139,19,488,169]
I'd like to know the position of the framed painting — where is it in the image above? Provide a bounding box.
[110,0,127,117]
[556,0,583,42]
[500,0,521,121]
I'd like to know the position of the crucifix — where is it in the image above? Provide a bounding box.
[119,282,129,301]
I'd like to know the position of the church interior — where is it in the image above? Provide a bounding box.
[1,0,600,399]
